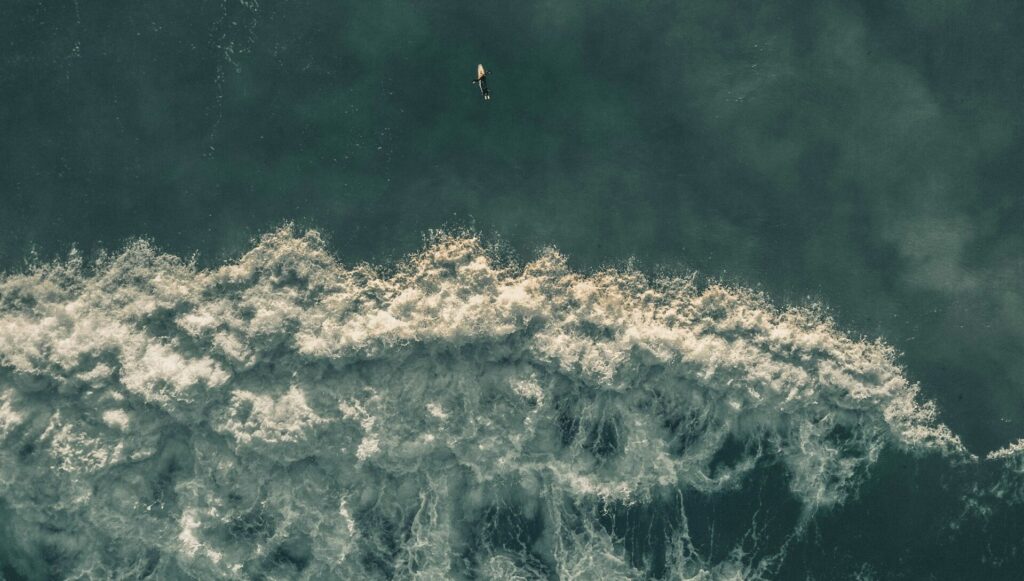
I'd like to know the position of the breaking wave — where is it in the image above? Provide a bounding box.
[0,226,984,579]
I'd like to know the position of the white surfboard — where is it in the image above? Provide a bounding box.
[475,64,490,100]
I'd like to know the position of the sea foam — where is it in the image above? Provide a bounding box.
[0,226,968,579]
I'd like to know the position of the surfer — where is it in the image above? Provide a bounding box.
[472,64,491,100]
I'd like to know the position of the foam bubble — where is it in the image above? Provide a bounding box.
[0,226,968,578]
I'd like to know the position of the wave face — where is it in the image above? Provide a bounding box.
[0,227,973,579]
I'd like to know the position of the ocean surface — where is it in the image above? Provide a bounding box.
[1,1,1023,579]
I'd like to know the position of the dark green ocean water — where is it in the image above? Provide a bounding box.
[1,1,1023,579]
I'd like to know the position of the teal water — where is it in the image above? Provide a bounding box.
[1,1,1023,579]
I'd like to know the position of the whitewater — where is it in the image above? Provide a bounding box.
[0,226,1020,579]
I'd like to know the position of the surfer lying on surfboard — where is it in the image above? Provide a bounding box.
[472,64,491,100]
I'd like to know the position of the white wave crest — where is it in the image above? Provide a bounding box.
[0,226,965,579]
